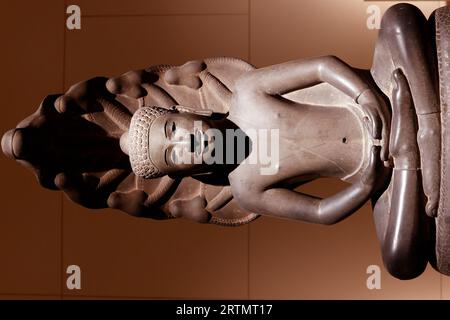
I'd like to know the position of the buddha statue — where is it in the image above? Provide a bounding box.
[2,3,449,280]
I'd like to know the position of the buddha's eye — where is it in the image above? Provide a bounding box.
[171,149,177,164]
[171,122,176,133]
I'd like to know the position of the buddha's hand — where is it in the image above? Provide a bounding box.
[357,88,390,163]
[390,68,420,169]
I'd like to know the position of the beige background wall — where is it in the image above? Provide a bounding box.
[0,0,449,299]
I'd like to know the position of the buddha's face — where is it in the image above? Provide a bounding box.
[148,112,218,175]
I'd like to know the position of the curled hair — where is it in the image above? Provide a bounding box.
[128,106,175,178]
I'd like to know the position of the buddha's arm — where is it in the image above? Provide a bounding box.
[232,147,388,225]
[251,182,372,225]
[235,56,390,159]
[236,56,368,99]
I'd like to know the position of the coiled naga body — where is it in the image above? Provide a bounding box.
[2,4,450,280]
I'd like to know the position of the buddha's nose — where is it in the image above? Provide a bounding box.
[1,128,27,160]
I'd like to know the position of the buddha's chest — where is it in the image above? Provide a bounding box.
[228,101,368,182]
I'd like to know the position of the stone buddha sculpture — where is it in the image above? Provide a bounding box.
[2,3,449,280]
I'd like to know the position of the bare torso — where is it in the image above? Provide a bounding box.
[228,87,368,191]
